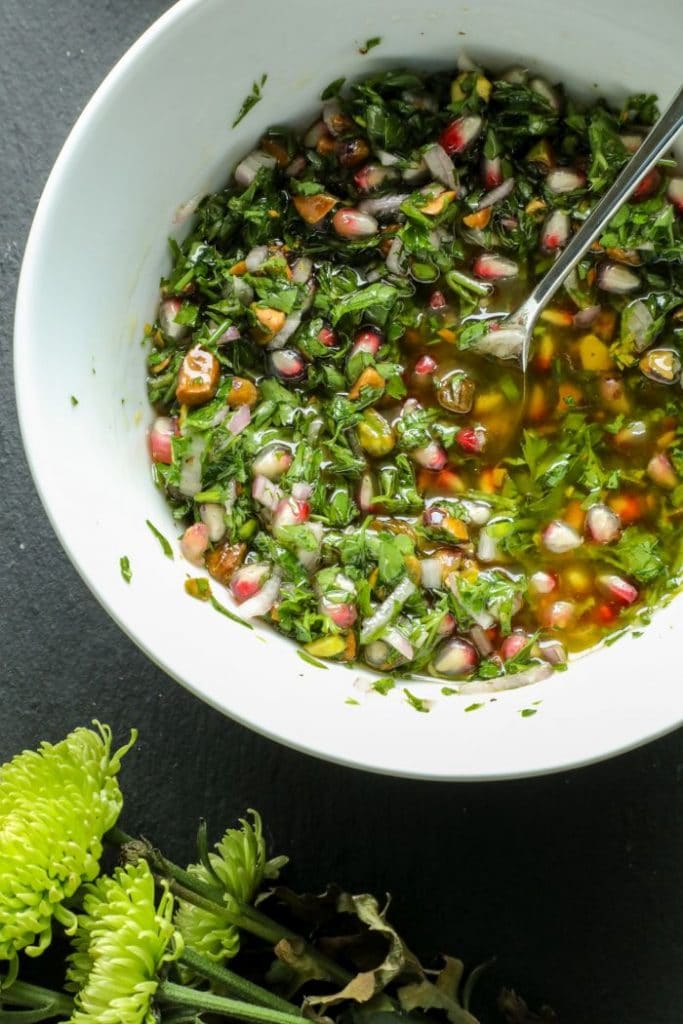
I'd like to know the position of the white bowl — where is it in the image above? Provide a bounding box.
[15,0,683,779]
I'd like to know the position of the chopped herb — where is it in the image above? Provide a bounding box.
[145,520,173,559]
[345,697,360,706]
[359,37,381,54]
[297,649,329,669]
[209,595,253,630]
[441,686,458,696]
[232,74,267,127]
[119,556,132,583]
[465,702,484,712]
[372,676,396,696]
[70,395,79,407]
[404,689,430,713]
[520,708,538,718]
[321,77,346,101]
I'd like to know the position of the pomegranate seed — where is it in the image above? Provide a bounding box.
[500,632,530,661]
[597,574,639,606]
[159,298,189,341]
[597,262,640,294]
[231,564,269,603]
[273,497,310,533]
[317,324,337,348]
[332,207,378,238]
[350,327,383,358]
[180,522,210,566]
[543,600,577,629]
[432,636,479,678]
[647,452,678,489]
[541,208,570,251]
[542,520,583,554]
[667,177,683,214]
[413,442,447,471]
[439,115,482,156]
[632,168,660,202]
[482,156,503,189]
[354,163,390,192]
[473,253,519,281]
[546,168,585,194]
[429,290,447,310]
[322,601,358,629]
[150,416,177,464]
[529,570,557,595]
[269,349,306,381]
[414,354,437,375]
[438,612,457,636]
[595,602,617,624]
[585,503,621,544]
[456,426,486,454]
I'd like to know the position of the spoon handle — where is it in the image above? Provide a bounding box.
[519,83,683,362]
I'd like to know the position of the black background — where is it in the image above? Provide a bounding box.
[1,3,682,1021]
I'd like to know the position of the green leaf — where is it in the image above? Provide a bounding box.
[146,520,174,559]
[119,556,132,584]
[232,74,267,127]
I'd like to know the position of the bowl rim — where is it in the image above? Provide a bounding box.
[14,0,683,780]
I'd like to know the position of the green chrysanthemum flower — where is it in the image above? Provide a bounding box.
[66,860,182,1024]
[0,722,136,972]
[174,810,287,967]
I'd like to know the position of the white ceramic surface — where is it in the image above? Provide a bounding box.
[15,0,683,780]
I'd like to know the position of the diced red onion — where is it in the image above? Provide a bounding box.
[236,571,281,619]
[224,479,237,514]
[473,253,519,280]
[358,193,410,220]
[178,433,205,498]
[291,256,313,284]
[231,563,270,603]
[476,527,500,563]
[456,50,477,71]
[350,327,383,358]
[469,325,525,360]
[285,154,307,178]
[385,626,414,661]
[159,298,189,342]
[597,262,640,294]
[478,177,515,209]
[267,310,303,351]
[199,503,226,543]
[385,237,405,275]
[420,558,443,590]
[541,208,570,251]
[359,577,416,644]
[432,637,479,678]
[252,474,283,511]
[542,520,583,554]
[303,120,327,148]
[573,305,601,328]
[456,425,486,454]
[462,661,554,694]
[245,245,268,272]
[234,150,276,188]
[439,116,482,156]
[538,639,567,665]
[620,133,643,154]
[529,76,560,110]
[460,499,492,526]
[227,403,251,436]
[291,481,314,501]
[376,149,401,167]
[401,159,428,184]
[469,624,494,656]
[217,324,241,345]
[423,143,457,190]
[358,472,376,513]
[297,521,323,571]
[150,416,176,464]
[180,522,209,566]
[597,574,639,606]
[173,193,203,224]
[438,612,457,637]
[586,503,621,544]
[546,168,585,194]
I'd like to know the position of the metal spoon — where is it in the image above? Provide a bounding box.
[483,84,683,371]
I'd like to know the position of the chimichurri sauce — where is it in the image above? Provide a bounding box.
[146,62,683,686]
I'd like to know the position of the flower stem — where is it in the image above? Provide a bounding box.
[0,979,73,1021]
[178,948,299,1015]
[107,827,351,986]
[157,981,304,1024]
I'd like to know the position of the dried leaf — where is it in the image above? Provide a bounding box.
[398,956,480,1024]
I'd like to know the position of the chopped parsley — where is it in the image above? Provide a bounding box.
[119,556,132,583]
[232,74,267,127]
[145,520,173,559]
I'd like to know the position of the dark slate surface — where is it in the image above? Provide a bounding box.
[1,3,681,1021]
